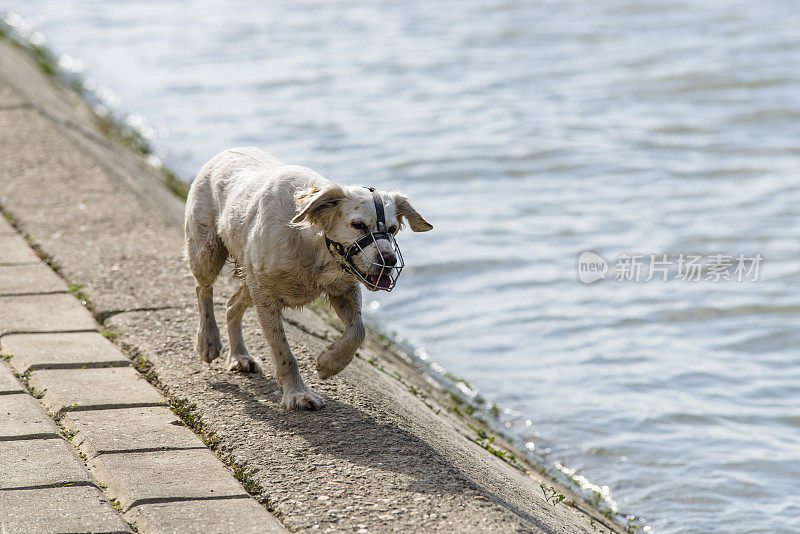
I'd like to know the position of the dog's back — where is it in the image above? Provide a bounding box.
[186,147,328,264]
[188,147,286,221]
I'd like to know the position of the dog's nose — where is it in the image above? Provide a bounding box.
[380,251,397,266]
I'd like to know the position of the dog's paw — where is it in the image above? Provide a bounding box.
[227,352,262,373]
[316,347,353,381]
[281,388,326,411]
[196,327,222,363]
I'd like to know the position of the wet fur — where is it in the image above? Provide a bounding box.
[184,147,432,410]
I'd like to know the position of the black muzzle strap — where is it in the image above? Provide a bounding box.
[370,187,387,233]
[349,188,390,254]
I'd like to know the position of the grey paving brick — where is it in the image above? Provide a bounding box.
[0,293,97,336]
[87,449,250,511]
[0,361,25,394]
[127,496,287,534]
[0,438,91,489]
[0,263,67,295]
[0,392,61,438]
[0,234,38,264]
[29,366,165,413]
[2,331,129,373]
[67,406,205,454]
[0,484,133,533]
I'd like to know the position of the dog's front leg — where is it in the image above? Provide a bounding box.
[317,288,366,380]
[253,297,326,410]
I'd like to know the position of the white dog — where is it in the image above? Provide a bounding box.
[184,148,432,410]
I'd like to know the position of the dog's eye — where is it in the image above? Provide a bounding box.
[388,225,397,234]
[351,221,367,231]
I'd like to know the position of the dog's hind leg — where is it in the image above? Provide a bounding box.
[253,296,325,410]
[186,225,227,364]
[225,282,261,373]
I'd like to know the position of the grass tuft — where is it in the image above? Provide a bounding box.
[100,329,119,340]
[162,166,189,200]
[68,283,89,304]
[228,457,263,494]
[12,369,46,399]
[540,484,566,507]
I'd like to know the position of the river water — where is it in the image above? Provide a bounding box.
[4,1,799,532]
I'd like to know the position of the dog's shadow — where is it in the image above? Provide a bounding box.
[197,304,543,529]
[203,301,475,495]
[207,373,550,532]
[208,375,477,497]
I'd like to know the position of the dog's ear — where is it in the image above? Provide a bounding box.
[292,184,346,231]
[392,192,433,232]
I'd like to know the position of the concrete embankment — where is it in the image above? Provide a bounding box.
[0,37,623,533]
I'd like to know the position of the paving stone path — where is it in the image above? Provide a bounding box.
[0,214,286,533]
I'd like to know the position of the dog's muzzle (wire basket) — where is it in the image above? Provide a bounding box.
[324,186,405,292]
[326,231,404,292]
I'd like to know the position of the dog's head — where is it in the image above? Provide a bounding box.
[292,183,432,290]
